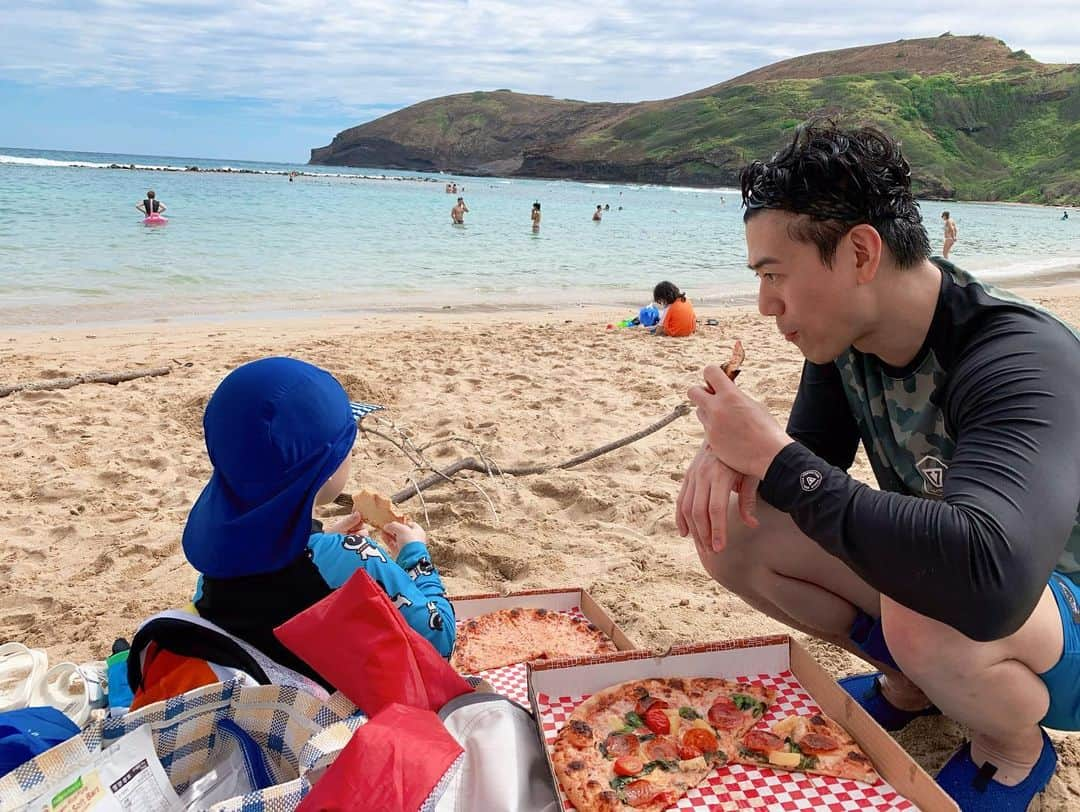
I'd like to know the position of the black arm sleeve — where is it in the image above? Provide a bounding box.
[759,313,1080,641]
[785,360,860,470]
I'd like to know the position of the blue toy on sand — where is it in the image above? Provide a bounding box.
[638,306,660,327]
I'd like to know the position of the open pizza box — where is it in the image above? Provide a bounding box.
[528,634,958,811]
[449,587,638,706]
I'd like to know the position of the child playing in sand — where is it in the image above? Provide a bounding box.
[652,281,697,337]
[182,357,456,682]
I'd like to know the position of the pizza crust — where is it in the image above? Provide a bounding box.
[351,489,409,528]
[721,339,744,381]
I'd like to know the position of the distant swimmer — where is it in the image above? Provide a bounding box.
[136,190,166,216]
[604,203,610,211]
[1064,211,1070,220]
[451,196,469,224]
[531,201,541,231]
[593,205,603,222]
[941,210,958,258]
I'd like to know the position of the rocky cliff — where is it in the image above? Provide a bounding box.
[311,35,1080,203]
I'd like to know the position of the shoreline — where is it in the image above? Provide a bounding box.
[3,263,1080,333]
[6,149,1078,207]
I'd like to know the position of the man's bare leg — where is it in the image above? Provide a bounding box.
[694,495,1066,783]
[695,495,929,707]
[881,591,1062,784]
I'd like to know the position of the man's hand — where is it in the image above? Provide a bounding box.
[381,521,427,558]
[687,364,792,481]
[677,446,760,552]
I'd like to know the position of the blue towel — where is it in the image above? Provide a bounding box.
[0,707,81,778]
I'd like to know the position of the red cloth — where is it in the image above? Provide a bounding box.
[297,703,463,812]
[274,569,471,715]
[130,644,219,711]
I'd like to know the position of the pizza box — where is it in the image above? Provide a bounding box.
[528,634,958,812]
[450,586,637,650]
[449,588,638,706]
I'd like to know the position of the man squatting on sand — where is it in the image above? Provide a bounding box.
[677,122,1080,810]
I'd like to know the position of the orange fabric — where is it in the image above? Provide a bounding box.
[129,644,219,710]
[663,298,696,337]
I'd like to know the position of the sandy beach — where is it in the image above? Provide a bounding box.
[3,285,1080,809]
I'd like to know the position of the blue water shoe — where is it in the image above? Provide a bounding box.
[838,672,941,731]
[937,729,1056,810]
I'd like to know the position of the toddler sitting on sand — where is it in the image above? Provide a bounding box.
[652,281,697,337]
[181,357,455,682]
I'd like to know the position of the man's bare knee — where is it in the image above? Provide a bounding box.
[696,495,785,593]
[880,596,973,683]
[697,495,880,624]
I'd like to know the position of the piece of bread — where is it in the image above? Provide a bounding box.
[351,489,409,527]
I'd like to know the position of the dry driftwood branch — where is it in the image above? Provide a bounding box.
[0,367,171,398]
[333,402,692,508]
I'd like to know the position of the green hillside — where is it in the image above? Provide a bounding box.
[312,35,1080,204]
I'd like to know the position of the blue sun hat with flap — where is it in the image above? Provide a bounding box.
[183,357,357,578]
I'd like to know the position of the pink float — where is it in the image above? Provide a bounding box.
[143,213,168,226]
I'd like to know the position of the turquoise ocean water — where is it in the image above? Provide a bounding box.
[1,147,1077,327]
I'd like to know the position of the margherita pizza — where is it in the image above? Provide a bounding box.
[451,608,617,673]
[735,711,879,784]
[551,677,776,811]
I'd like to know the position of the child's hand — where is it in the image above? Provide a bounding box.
[381,521,427,557]
[325,512,366,536]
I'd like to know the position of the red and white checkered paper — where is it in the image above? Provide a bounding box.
[537,670,917,812]
[456,606,592,707]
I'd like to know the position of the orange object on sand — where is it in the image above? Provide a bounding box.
[130,645,219,710]
[663,298,696,337]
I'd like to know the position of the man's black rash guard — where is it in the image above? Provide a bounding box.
[758,262,1080,642]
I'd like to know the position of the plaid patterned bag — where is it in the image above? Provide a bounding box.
[0,678,365,811]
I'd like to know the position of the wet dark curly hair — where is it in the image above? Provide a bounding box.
[740,121,931,268]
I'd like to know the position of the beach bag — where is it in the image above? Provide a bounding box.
[434,693,559,812]
[274,570,472,716]
[0,678,364,811]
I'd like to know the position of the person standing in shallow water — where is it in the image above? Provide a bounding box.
[451,197,469,225]
[941,211,958,258]
[531,202,541,231]
[136,190,166,216]
[592,205,602,222]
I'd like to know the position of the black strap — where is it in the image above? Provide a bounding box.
[127,617,270,691]
[973,759,998,792]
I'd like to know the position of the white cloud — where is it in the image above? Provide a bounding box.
[1,0,1076,121]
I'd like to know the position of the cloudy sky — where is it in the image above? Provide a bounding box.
[1,1,1075,162]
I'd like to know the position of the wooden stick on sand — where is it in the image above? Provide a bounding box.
[0,367,171,398]
[335,402,692,507]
